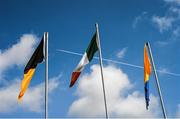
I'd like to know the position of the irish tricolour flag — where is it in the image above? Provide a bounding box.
[69,32,99,87]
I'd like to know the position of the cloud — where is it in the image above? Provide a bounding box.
[0,34,38,76]
[0,75,60,113]
[152,16,175,33]
[68,64,160,118]
[164,0,180,5]
[155,26,180,46]
[0,33,61,113]
[169,6,180,17]
[172,27,180,38]
[116,47,128,59]
[151,1,180,46]
[132,12,147,29]
[177,104,180,117]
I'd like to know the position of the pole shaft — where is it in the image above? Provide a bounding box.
[45,32,48,119]
[146,42,167,119]
[95,23,108,119]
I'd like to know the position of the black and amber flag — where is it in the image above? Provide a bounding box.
[18,38,44,100]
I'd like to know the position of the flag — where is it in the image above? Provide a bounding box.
[144,44,152,109]
[18,38,44,100]
[69,32,99,87]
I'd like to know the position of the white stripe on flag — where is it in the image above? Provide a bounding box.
[74,52,89,72]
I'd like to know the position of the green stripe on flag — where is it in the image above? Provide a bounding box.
[86,33,98,62]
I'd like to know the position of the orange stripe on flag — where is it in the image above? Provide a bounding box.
[18,68,35,100]
[144,45,151,83]
[70,72,81,87]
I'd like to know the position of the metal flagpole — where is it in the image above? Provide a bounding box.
[95,23,108,119]
[45,32,48,119]
[146,42,167,119]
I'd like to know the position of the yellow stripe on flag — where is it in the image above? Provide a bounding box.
[18,68,35,100]
[144,73,150,83]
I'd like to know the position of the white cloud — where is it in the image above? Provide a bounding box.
[155,26,180,46]
[152,16,175,33]
[177,104,180,117]
[68,64,160,118]
[169,7,180,17]
[0,34,60,113]
[152,1,180,45]
[164,0,180,5]
[132,12,147,29]
[116,47,128,59]
[172,27,180,38]
[0,75,60,113]
[0,34,38,75]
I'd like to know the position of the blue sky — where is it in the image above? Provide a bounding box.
[0,0,180,118]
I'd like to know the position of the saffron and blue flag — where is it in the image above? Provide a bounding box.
[144,44,152,110]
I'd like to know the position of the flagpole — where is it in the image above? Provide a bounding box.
[95,23,108,119]
[146,42,167,119]
[45,32,48,119]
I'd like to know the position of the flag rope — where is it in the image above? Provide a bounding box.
[56,49,180,77]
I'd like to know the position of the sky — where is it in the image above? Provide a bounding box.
[0,0,180,118]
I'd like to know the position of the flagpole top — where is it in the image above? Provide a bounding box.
[44,32,48,41]
[146,42,149,46]
[44,32,48,35]
[95,23,99,28]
